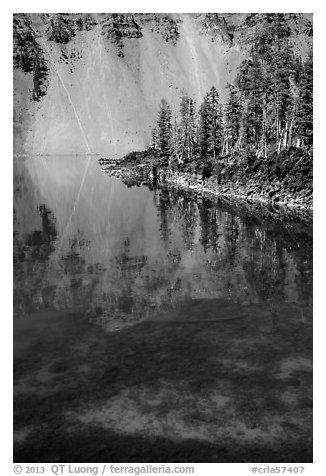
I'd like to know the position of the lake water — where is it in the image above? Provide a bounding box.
[13,155,313,462]
[14,155,313,329]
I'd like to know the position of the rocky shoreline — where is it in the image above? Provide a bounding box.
[160,171,312,210]
[100,159,313,219]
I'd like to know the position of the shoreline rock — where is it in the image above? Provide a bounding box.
[162,171,313,211]
[100,161,313,218]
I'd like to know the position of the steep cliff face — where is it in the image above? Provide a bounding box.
[13,13,312,157]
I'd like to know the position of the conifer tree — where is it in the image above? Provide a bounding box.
[199,86,222,160]
[198,99,210,159]
[179,95,197,163]
[236,55,265,152]
[157,99,173,157]
[259,14,295,152]
[224,84,241,153]
[207,86,223,158]
[234,13,302,155]
[46,14,76,44]
[171,116,183,167]
[296,51,313,148]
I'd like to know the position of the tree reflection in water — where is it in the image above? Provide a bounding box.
[13,157,312,330]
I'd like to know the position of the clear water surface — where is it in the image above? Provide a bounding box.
[13,155,313,462]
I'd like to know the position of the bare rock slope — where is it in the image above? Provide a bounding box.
[13,13,311,157]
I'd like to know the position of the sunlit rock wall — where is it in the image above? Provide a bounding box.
[14,14,245,157]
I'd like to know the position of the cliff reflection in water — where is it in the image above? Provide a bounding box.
[13,156,312,330]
